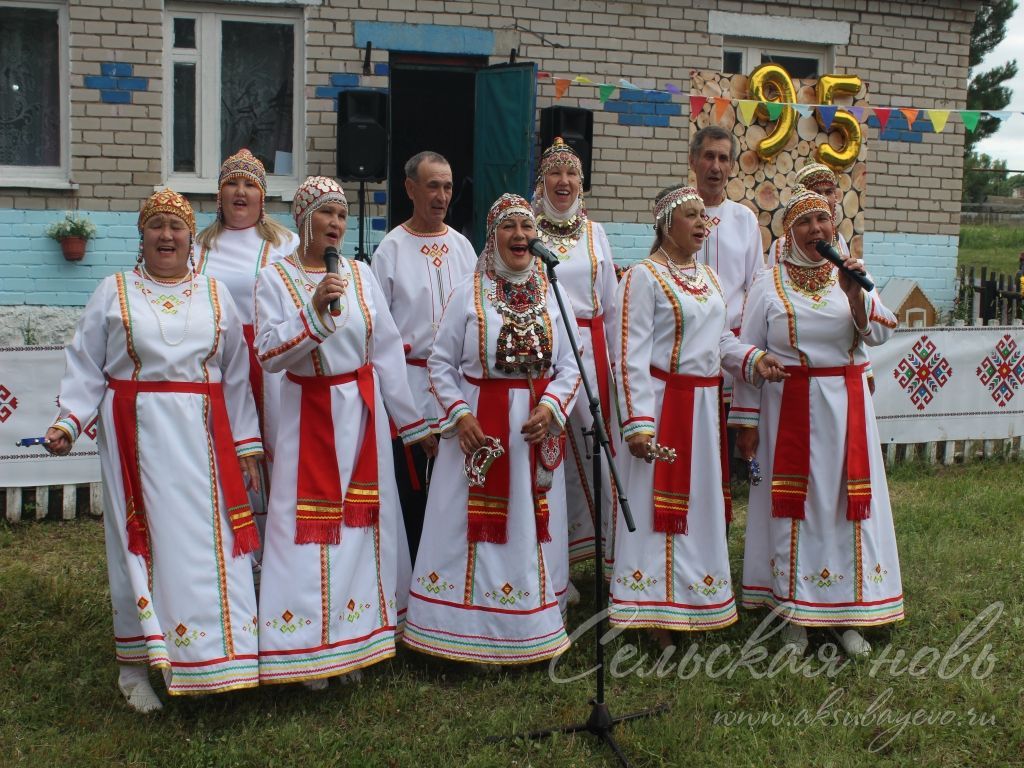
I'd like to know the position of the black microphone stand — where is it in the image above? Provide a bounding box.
[493,247,668,767]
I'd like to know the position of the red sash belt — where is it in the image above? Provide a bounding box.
[649,368,730,534]
[576,315,612,443]
[405,357,428,367]
[108,378,259,561]
[772,363,871,521]
[464,374,552,545]
[241,324,263,421]
[286,364,379,545]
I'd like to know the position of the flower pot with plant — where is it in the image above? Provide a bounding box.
[46,213,97,261]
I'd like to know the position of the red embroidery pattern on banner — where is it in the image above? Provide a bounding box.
[976,333,1024,407]
[0,385,18,423]
[893,335,953,411]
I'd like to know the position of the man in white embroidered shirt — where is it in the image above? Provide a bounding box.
[371,151,476,560]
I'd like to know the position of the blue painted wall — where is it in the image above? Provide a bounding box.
[0,212,957,313]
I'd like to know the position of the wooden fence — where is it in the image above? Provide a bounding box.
[954,265,1024,325]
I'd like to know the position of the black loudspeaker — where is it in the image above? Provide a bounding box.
[540,106,594,191]
[337,89,389,182]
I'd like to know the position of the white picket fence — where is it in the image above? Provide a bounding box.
[4,483,104,523]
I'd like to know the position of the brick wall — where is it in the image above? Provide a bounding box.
[0,0,979,310]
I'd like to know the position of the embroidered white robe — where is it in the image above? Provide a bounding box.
[254,256,428,683]
[729,266,904,627]
[402,271,582,664]
[53,271,262,694]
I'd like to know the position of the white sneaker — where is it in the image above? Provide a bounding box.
[337,669,364,685]
[835,629,871,658]
[781,622,809,656]
[566,580,581,606]
[118,667,163,714]
[301,677,329,691]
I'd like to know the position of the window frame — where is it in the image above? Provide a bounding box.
[722,38,833,80]
[162,3,305,198]
[0,0,72,189]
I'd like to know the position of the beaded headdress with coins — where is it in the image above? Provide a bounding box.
[478,193,535,273]
[794,162,838,193]
[781,188,835,263]
[217,148,267,224]
[532,138,587,250]
[139,188,196,235]
[292,176,348,259]
[653,186,703,231]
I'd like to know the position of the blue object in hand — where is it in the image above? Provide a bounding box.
[16,436,49,447]
[748,457,762,486]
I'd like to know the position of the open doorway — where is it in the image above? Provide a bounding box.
[388,55,486,239]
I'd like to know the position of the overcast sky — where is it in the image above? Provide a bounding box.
[972,5,1024,170]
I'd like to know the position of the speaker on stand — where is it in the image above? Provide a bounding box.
[540,106,594,191]
[337,89,389,262]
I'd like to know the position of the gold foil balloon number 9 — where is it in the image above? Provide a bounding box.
[749,63,797,160]
[815,74,863,171]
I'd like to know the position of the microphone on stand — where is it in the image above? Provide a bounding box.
[527,238,561,269]
[814,240,874,292]
[323,245,341,314]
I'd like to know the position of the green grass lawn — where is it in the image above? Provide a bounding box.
[2,461,1022,767]
[958,223,1024,276]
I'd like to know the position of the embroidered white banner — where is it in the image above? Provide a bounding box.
[0,346,101,487]
[871,326,1024,444]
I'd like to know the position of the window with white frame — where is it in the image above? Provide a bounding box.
[164,5,303,194]
[722,40,831,79]
[709,11,848,81]
[0,0,69,187]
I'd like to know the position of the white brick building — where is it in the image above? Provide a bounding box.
[0,0,979,340]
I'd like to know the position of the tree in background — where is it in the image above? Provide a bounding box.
[965,0,1018,155]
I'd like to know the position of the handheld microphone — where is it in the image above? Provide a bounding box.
[814,241,874,292]
[323,246,341,314]
[527,238,561,269]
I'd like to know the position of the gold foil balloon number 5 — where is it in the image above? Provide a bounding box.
[749,63,796,160]
[815,74,863,171]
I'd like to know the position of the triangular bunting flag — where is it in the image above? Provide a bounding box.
[537,71,551,80]
[764,101,784,120]
[619,78,639,90]
[665,83,682,94]
[900,108,919,128]
[737,100,758,125]
[554,78,571,99]
[961,110,981,132]
[598,84,616,104]
[714,97,731,121]
[689,95,708,116]
[793,103,813,118]
[574,75,593,85]
[849,105,865,121]
[874,107,892,131]
[818,105,838,131]
[927,109,950,133]
[989,111,1012,121]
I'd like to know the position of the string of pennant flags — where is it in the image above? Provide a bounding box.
[536,72,1020,133]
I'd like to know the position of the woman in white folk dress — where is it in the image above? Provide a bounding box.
[609,185,786,647]
[731,189,903,658]
[45,189,263,712]
[403,193,582,665]
[532,138,618,588]
[194,149,299,547]
[254,176,432,688]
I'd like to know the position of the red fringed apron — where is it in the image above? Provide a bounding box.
[575,315,614,454]
[464,375,552,545]
[771,363,871,521]
[108,378,260,561]
[649,368,731,534]
[287,364,380,545]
